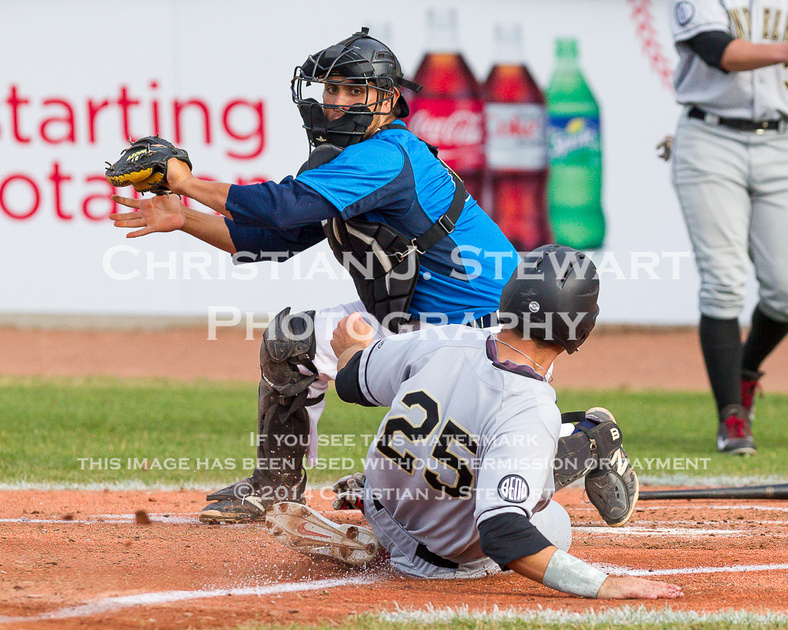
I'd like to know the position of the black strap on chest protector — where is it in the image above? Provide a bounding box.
[378,122,467,255]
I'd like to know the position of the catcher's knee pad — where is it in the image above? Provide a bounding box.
[260,307,318,397]
[257,307,321,428]
[554,415,623,491]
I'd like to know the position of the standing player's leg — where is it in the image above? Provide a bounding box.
[741,132,788,426]
[200,308,319,524]
[671,118,753,454]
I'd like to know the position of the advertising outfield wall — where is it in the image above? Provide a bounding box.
[0,0,757,325]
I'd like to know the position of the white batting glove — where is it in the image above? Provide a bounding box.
[331,472,366,511]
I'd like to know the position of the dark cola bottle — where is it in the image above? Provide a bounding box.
[407,8,484,201]
[481,24,552,252]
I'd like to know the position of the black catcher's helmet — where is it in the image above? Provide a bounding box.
[291,27,422,148]
[499,244,600,354]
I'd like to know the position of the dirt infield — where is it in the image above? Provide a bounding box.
[3,326,788,628]
[2,487,788,629]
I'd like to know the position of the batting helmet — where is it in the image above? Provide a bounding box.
[291,27,422,147]
[499,244,599,354]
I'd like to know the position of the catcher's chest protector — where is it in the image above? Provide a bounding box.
[302,130,466,333]
[323,217,419,333]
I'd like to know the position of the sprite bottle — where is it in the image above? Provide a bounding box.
[546,38,605,249]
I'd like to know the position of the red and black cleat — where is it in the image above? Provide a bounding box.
[717,404,757,455]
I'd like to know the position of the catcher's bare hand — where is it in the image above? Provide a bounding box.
[109,194,186,238]
[597,576,683,599]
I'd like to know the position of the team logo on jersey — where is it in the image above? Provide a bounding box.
[675,1,695,26]
[528,301,540,313]
[498,474,530,503]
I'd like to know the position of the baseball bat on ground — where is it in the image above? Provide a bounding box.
[639,483,788,500]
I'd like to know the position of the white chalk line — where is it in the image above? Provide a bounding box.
[0,514,199,525]
[1,505,784,623]
[574,525,743,536]
[0,576,376,625]
[2,564,785,625]
[595,561,788,577]
[5,513,782,535]
[0,481,333,492]
[638,504,788,512]
[1,560,786,624]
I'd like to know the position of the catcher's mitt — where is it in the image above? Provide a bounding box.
[105,136,192,194]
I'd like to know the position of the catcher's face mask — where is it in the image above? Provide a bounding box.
[291,27,421,148]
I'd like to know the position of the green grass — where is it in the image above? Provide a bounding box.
[1,376,787,486]
[0,375,380,486]
[222,607,788,630]
[554,389,788,481]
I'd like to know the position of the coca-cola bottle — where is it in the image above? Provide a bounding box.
[407,8,484,201]
[482,24,551,252]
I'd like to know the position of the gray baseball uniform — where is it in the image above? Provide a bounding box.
[669,0,788,322]
[340,325,572,578]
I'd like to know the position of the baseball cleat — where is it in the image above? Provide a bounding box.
[205,476,259,502]
[740,371,764,423]
[199,496,270,524]
[266,502,381,566]
[584,446,639,527]
[200,473,306,524]
[717,404,757,455]
[200,476,271,524]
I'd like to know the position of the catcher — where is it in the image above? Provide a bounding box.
[106,29,632,530]
[264,246,679,599]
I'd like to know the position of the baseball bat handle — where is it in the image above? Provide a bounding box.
[639,483,788,500]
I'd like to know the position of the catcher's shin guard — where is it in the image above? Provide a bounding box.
[553,416,623,491]
[554,407,638,527]
[200,308,319,524]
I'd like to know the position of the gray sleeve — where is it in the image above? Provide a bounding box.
[474,408,559,525]
[669,0,730,42]
[355,334,424,407]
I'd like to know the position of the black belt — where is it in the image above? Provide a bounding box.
[688,106,783,132]
[415,543,459,569]
[371,497,459,569]
[467,312,498,329]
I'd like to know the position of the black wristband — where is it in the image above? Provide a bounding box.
[335,351,377,406]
